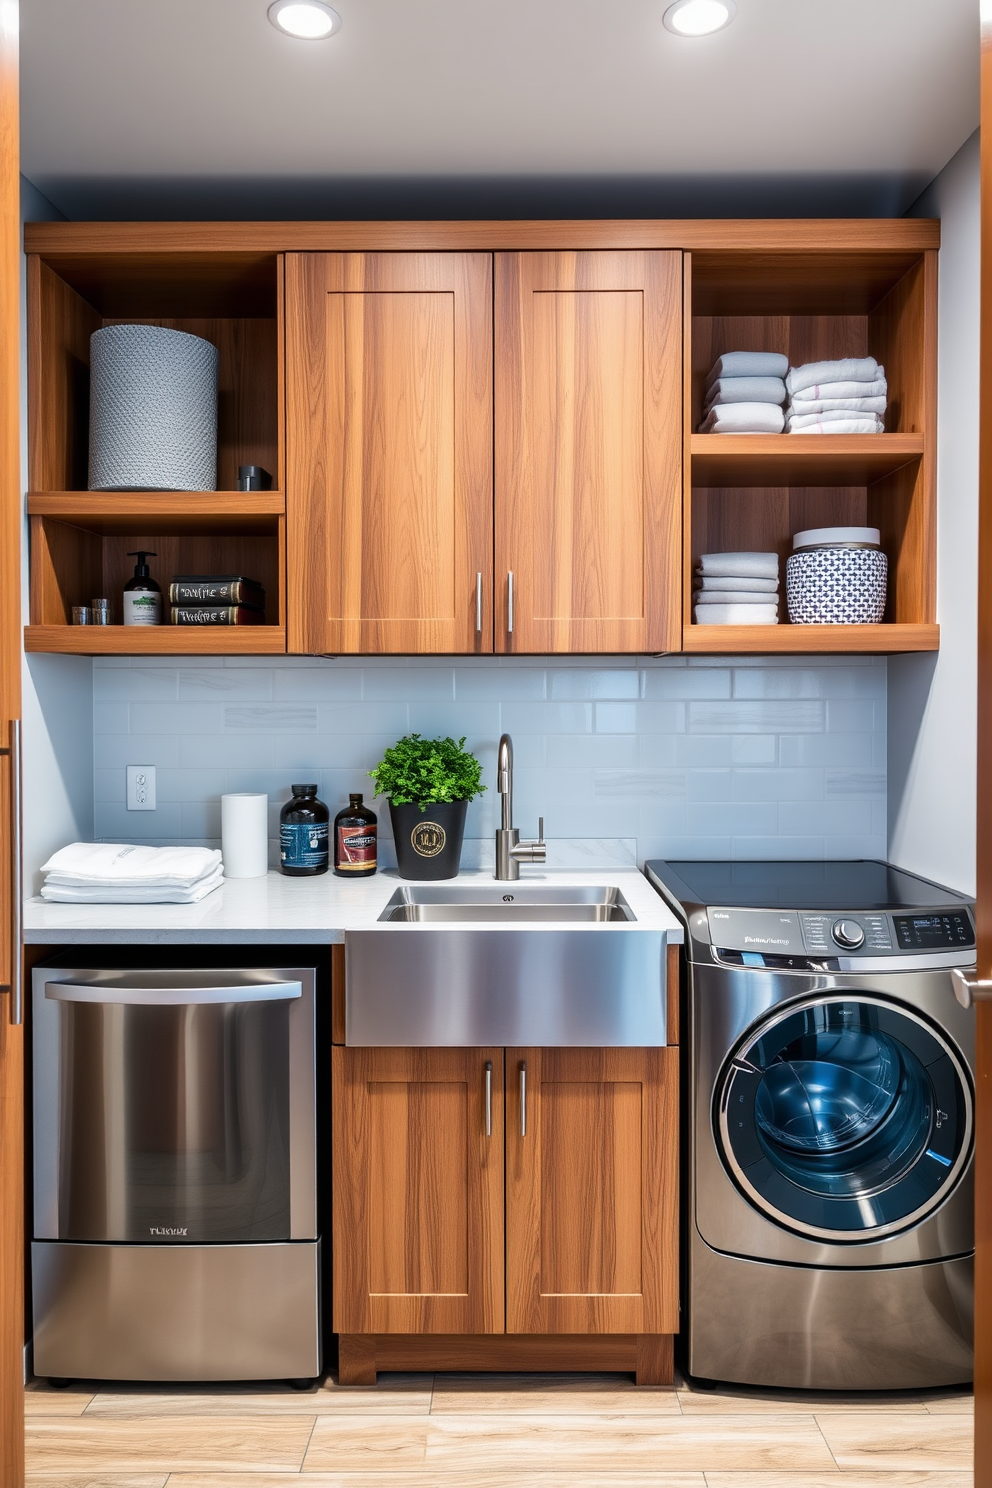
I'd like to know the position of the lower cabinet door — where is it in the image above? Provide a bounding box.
[332,1046,505,1334]
[505,1047,678,1335]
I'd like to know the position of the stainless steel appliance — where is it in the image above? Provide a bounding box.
[32,962,320,1382]
[645,859,976,1391]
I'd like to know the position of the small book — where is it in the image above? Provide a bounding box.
[169,575,266,608]
[170,606,266,626]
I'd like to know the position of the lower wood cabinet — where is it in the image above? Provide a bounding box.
[332,1043,679,1374]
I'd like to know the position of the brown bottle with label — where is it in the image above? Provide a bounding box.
[334,793,378,878]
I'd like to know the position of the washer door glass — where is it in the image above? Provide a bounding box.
[717,996,972,1240]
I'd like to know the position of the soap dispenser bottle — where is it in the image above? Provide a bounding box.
[123,551,162,625]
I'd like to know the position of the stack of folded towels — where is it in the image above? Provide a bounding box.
[39,843,225,904]
[694,552,780,626]
[699,351,789,434]
[785,357,887,434]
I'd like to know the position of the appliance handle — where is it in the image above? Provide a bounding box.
[0,720,22,1025]
[46,979,302,1006]
[951,968,992,1009]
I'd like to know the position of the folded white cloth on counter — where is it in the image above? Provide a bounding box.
[696,551,779,580]
[788,395,887,416]
[704,376,787,408]
[40,842,223,889]
[694,590,780,606]
[699,402,786,434]
[694,574,779,593]
[787,414,885,434]
[694,603,779,625]
[705,351,789,385]
[41,868,225,905]
[786,358,883,396]
[790,378,888,402]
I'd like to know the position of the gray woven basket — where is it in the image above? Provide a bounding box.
[88,324,219,491]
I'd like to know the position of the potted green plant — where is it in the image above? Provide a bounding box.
[369,733,485,880]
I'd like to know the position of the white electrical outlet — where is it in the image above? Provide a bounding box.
[126,765,157,811]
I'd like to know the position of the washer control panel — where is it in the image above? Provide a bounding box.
[706,905,975,962]
[800,912,893,955]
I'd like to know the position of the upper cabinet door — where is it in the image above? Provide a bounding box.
[286,253,494,654]
[496,251,683,653]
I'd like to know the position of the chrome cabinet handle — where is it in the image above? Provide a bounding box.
[0,720,22,1025]
[519,1060,527,1137]
[484,1060,492,1137]
[476,573,483,633]
[951,968,992,1008]
[507,571,514,634]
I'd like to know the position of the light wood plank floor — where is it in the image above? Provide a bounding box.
[24,1371,974,1488]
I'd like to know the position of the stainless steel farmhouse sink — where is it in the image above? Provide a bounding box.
[377,885,635,924]
[346,883,667,1048]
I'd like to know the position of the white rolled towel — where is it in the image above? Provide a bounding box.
[790,378,887,402]
[786,358,883,397]
[41,841,223,888]
[694,604,779,626]
[788,395,887,416]
[694,591,781,606]
[694,574,779,593]
[41,868,225,905]
[704,376,786,408]
[787,414,884,434]
[697,552,779,580]
[706,351,789,386]
[699,402,786,435]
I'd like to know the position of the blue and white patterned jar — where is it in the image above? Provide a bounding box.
[786,533,887,625]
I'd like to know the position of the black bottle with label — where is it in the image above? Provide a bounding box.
[334,793,378,878]
[279,784,329,876]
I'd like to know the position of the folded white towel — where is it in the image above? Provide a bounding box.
[787,396,887,416]
[786,358,882,396]
[41,842,223,888]
[694,591,781,606]
[705,351,789,386]
[790,378,887,402]
[787,414,884,434]
[41,867,225,905]
[694,575,779,593]
[694,604,779,626]
[697,552,779,580]
[699,402,786,434]
[704,376,786,409]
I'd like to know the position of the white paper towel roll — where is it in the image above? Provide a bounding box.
[221,793,269,878]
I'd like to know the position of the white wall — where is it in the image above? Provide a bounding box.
[19,177,93,894]
[888,131,980,894]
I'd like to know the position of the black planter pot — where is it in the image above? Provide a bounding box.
[389,799,469,881]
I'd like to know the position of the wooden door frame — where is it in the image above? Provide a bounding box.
[0,2,23,1484]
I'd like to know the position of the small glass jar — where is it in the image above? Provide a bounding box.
[279,784,329,876]
[334,793,378,878]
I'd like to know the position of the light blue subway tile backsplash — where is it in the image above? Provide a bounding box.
[90,655,887,864]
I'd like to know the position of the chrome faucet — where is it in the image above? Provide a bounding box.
[495,733,546,880]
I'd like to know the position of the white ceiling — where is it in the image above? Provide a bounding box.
[21,0,979,219]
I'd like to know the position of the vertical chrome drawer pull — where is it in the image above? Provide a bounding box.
[484,1060,492,1137]
[0,720,22,1025]
[520,1060,527,1137]
[507,571,514,634]
[476,573,483,633]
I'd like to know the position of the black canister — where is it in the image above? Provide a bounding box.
[279,784,329,876]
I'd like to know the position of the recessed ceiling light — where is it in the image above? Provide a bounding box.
[663,0,736,36]
[268,0,341,40]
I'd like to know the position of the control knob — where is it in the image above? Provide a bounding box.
[832,919,865,950]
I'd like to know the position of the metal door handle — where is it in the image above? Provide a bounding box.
[0,720,22,1025]
[520,1060,527,1136]
[46,979,302,1005]
[476,573,483,633]
[951,968,992,1008]
[507,571,514,634]
[484,1060,492,1137]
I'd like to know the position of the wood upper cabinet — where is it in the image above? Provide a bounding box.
[286,252,494,654]
[332,1046,504,1334]
[505,1047,678,1335]
[495,252,683,653]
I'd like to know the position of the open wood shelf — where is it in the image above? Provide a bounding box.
[27,490,285,536]
[24,624,287,655]
[682,622,939,655]
[690,435,924,488]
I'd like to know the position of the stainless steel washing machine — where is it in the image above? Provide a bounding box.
[645,859,976,1391]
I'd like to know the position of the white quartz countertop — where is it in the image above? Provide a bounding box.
[23,866,684,945]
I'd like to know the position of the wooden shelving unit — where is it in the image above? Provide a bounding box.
[683,240,937,654]
[25,247,287,653]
